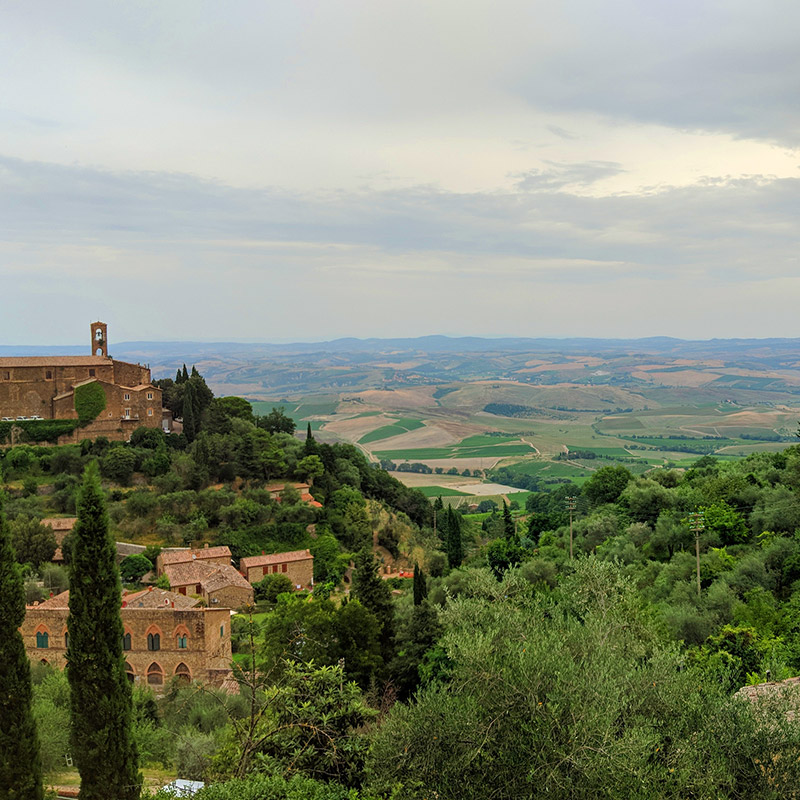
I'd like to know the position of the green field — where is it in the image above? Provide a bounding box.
[359,418,425,444]
[376,443,535,461]
[416,486,470,497]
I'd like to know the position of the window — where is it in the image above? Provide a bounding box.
[88,369,95,377]
[64,632,69,649]
[146,663,163,686]
[124,408,131,419]
[220,625,224,638]
[147,392,153,400]
[45,370,52,380]
[177,634,188,649]
[147,632,160,651]
[175,663,191,684]
[125,662,135,683]
[36,631,49,648]
[3,371,9,380]
[147,408,153,417]
[282,564,287,573]
[123,633,131,651]
[124,393,130,401]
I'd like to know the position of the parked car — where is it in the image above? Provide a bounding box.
[1,417,13,422]
[29,415,43,420]
[15,416,29,421]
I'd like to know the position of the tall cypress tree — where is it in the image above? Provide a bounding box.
[67,463,140,800]
[445,506,463,568]
[352,547,395,666]
[412,562,427,606]
[503,502,517,543]
[0,495,43,800]
[182,380,197,443]
[181,364,189,382]
[174,368,182,383]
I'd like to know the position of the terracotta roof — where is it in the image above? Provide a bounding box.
[31,587,199,610]
[41,518,77,544]
[159,546,232,567]
[0,356,111,367]
[122,588,199,609]
[240,549,313,570]
[164,561,251,593]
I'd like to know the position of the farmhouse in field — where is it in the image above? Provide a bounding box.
[0,321,165,443]
[240,549,314,589]
[22,587,233,688]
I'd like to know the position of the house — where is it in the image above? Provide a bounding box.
[163,560,254,609]
[22,587,233,688]
[0,322,165,444]
[155,544,233,576]
[265,482,323,508]
[239,549,314,589]
[41,517,77,563]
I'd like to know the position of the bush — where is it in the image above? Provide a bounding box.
[74,381,107,424]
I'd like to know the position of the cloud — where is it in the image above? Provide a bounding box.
[514,161,626,192]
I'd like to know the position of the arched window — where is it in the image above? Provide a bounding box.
[64,631,69,649]
[36,631,49,649]
[175,663,191,684]
[125,662,135,683]
[40,659,49,666]
[122,632,132,651]
[147,632,160,651]
[146,662,163,686]
[177,634,188,649]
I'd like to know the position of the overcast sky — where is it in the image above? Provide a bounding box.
[1,0,799,345]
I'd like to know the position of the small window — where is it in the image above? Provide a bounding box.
[64,632,69,649]
[3,371,9,380]
[147,408,153,417]
[147,392,153,400]
[36,631,49,648]
[123,633,131,651]
[124,393,130,401]
[88,369,95,377]
[177,635,188,649]
[124,408,131,419]
[45,370,52,380]
[147,632,160,651]
[282,564,287,573]
[220,625,224,638]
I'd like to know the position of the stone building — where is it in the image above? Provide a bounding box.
[0,321,164,443]
[156,545,233,576]
[239,549,314,589]
[22,587,233,688]
[163,560,254,610]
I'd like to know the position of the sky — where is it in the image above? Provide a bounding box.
[1,0,799,345]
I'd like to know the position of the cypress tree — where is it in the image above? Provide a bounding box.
[412,562,427,606]
[181,364,189,382]
[445,507,463,568]
[67,463,140,800]
[182,380,197,443]
[352,547,395,665]
[503,502,517,543]
[174,368,182,383]
[0,495,43,800]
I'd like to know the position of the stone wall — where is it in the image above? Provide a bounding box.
[245,558,314,588]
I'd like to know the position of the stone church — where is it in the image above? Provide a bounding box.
[0,321,165,443]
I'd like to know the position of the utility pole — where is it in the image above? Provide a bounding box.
[566,496,577,559]
[689,511,705,598]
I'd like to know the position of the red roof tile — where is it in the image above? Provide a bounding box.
[240,549,313,570]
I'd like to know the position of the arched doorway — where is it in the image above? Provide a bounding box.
[146,662,163,686]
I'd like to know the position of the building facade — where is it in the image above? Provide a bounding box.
[22,588,233,688]
[163,560,254,610]
[0,321,164,443]
[239,549,314,589]
[156,545,233,576]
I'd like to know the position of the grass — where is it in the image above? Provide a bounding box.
[359,418,425,444]
[376,443,535,461]
[416,486,471,497]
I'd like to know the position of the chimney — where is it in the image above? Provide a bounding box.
[204,543,209,548]
[122,601,127,608]
[148,586,153,591]
[172,601,174,608]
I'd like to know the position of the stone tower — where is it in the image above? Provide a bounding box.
[90,321,108,358]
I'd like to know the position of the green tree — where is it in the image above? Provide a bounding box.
[258,407,296,435]
[502,502,516,542]
[352,547,395,666]
[444,506,463,568]
[0,495,44,800]
[182,380,198,443]
[584,464,633,506]
[119,553,153,583]
[67,463,140,800]
[10,516,57,568]
[100,446,137,485]
[295,455,324,484]
[413,562,428,606]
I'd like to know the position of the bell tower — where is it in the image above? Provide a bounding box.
[90,321,108,358]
